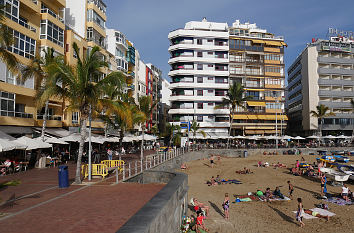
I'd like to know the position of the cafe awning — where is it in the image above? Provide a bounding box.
[264,41,283,46]
[247,101,266,107]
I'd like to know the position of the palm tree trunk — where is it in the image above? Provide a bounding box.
[75,117,87,184]
[41,100,49,142]
[119,129,124,148]
[104,122,108,138]
[140,125,145,164]
[227,108,234,149]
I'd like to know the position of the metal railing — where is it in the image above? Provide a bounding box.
[41,8,64,23]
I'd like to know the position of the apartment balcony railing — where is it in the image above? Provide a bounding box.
[5,14,37,33]
[41,8,64,23]
[32,0,38,4]
[0,111,33,118]
[37,115,62,121]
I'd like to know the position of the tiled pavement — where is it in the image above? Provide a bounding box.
[0,154,164,233]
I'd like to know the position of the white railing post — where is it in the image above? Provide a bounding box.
[149,159,152,168]
[135,161,137,175]
[122,164,125,181]
[141,160,143,173]
[145,159,148,170]
[153,156,156,167]
[115,168,119,184]
[128,162,131,177]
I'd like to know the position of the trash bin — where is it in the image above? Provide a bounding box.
[244,151,248,158]
[58,165,69,188]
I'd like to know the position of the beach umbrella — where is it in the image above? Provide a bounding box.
[323,135,336,139]
[233,135,246,139]
[61,133,82,142]
[0,139,17,152]
[337,135,350,139]
[14,136,52,150]
[293,136,305,140]
[307,135,319,139]
[281,135,293,140]
[246,135,259,140]
[35,137,69,145]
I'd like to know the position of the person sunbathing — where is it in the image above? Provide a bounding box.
[304,209,330,221]
[206,176,217,186]
[180,163,188,170]
[236,167,252,174]
[273,162,287,168]
[215,175,221,185]
[265,188,273,201]
[193,198,209,216]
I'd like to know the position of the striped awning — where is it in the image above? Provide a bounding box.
[264,41,283,46]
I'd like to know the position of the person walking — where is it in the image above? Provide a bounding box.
[296,198,305,228]
[288,181,294,198]
[107,148,113,160]
[321,174,327,197]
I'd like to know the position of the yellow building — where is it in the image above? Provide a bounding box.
[0,0,65,135]
[228,20,288,135]
[0,0,117,135]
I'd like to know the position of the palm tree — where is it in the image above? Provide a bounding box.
[215,82,251,148]
[44,43,126,184]
[0,6,18,73]
[164,123,182,147]
[310,104,335,137]
[138,96,157,164]
[21,48,63,141]
[190,120,206,145]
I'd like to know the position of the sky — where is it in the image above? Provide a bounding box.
[105,0,354,81]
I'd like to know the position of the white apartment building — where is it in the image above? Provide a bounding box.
[106,29,128,72]
[161,79,171,106]
[168,18,230,138]
[287,36,354,136]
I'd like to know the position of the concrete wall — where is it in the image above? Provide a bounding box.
[117,171,188,233]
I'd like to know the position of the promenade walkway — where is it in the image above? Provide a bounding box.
[0,162,164,233]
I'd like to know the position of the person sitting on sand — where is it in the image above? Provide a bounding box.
[215,175,221,185]
[206,176,217,186]
[265,188,273,201]
[256,190,265,200]
[304,209,330,221]
[180,163,187,170]
[193,198,209,216]
[341,184,350,202]
[273,186,285,199]
[196,211,208,232]
[258,161,263,167]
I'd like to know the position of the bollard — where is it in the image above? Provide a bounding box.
[128,162,131,177]
[115,168,119,184]
[135,161,137,175]
[122,164,125,181]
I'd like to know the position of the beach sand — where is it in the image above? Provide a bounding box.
[179,153,354,233]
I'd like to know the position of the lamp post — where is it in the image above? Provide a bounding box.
[88,104,92,181]
[276,100,278,149]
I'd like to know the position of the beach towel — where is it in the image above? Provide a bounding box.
[292,211,317,219]
[325,197,353,206]
[239,198,252,202]
[292,208,336,219]
[310,208,336,217]
[260,196,291,202]
[221,179,242,184]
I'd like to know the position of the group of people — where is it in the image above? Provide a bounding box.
[256,186,286,201]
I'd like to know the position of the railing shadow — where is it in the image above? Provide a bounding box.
[208,201,224,218]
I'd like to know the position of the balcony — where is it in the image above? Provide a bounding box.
[37,115,62,121]
[40,8,64,24]
[0,112,34,126]
[318,68,354,76]
[318,90,354,97]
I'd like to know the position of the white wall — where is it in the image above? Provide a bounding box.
[65,0,86,38]
[105,29,116,56]
[161,79,171,106]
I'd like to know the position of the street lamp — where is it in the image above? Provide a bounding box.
[273,91,278,149]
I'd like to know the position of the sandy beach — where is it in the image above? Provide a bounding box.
[179,153,354,233]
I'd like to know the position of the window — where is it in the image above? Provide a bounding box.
[208,90,213,93]
[247,91,260,100]
[208,77,214,80]
[197,52,202,57]
[197,39,202,45]
[87,9,105,28]
[87,0,107,13]
[72,112,79,124]
[0,91,15,117]
[208,64,214,67]
[266,103,281,109]
[40,20,64,47]
[7,28,36,59]
[265,54,281,61]
[208,51,213,55]
[208,103,214,106]
[265,66,281,73]
[197,64,203,70]
[197,90,203,96]
[5,70,15,84]
[207,39,213,42]
[197,103,203,109]
[197,77,203,83]
[197,115,203,122]
[15,103,25,113]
